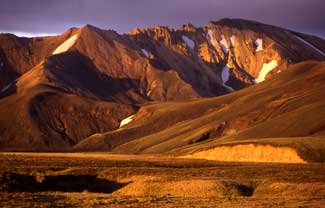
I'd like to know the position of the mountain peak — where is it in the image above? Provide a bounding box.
[182,23,197,32]
[79,24,103,33]
[0,18,325,152]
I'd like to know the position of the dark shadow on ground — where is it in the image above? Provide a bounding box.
[0,172,128,193]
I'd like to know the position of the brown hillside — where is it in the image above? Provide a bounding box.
[73,61,325,162]
[0,18,324,152]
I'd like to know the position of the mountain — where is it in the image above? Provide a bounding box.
[73,61,325,162]
[0,18,324,155]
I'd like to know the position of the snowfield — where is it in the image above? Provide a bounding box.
[208,30,218,48]
[182,35,195,50]
[255,38,264,52]
[53,34,78,55]
[141,48,149,57]
[221,65,230,83]
[147,90,152,97]
[119,115,135,128]
[295,35,324,56]
[256,60,278,83]
[221,65,234,91]
[0,83,12,93]
[219,35,229,54]
[230,35,236,47]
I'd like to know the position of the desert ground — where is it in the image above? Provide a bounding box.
[0,152,324,207]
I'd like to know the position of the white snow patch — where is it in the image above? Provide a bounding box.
[0,83,12,93]
[255,60,278,83]
[53,34,78,55]
[208,30,214,41]
[221,65,230,83]
[221,65,234,91]
[208,30,218,48]
[223,83,234,92]
[230,35,236,47]
[295,35,324,56]
[141,48,149,57]
[182,35,195,49]
[219,35,229,54]
[255,38,264,52]
[119,115,134,128]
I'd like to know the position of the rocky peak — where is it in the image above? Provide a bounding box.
[129,26,177,45]
[182,23,197,32]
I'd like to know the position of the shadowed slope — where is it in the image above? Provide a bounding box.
[0,51,137,151]
[0,19,324,152]
[74,61,325,162]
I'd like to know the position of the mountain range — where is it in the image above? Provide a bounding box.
[0,18,324,161]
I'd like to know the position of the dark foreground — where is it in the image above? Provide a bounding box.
[0,153,324,207]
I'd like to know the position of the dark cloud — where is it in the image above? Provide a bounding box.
[0,0,324,37]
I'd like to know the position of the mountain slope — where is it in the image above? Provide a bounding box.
[1,18,324,97]
[73,61,325,162]
[0,51,140,151]
[0,19,324,152]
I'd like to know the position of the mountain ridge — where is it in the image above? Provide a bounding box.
[0,18,324,154]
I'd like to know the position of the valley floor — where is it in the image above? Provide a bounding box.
[0,153,324,207]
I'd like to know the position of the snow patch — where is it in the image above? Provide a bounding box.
[221,65,234,91]
[53,34,78,55]
[119,115,134,128]
[0,83,12,93]
[182,35,195,49]
[208,30,214,40]
[208,30,218,48]
[219,35,229,54]
[221,66,230,83]
[230,35,236,47]
[255,38,264,52]
[141,48,149,57]
[255,60,278,83]
[295,35,324,56]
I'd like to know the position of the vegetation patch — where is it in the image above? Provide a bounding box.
[223,181,260,198]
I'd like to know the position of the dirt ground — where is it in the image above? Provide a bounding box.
[0,153,324,207]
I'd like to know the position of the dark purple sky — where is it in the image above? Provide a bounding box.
[0,0,324,37]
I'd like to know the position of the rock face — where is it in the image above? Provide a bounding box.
[0,18,324,151]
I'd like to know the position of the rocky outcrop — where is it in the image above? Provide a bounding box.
[0,19,324,151]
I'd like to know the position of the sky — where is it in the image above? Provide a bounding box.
[0,0,324,38]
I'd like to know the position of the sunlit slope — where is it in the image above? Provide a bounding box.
[74,61,325,161]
